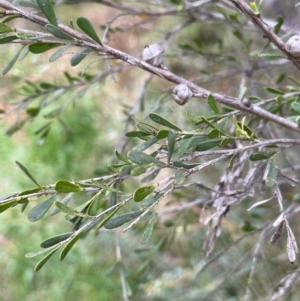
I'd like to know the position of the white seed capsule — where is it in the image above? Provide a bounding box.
[172,84,193,105]
[285,35,300,57]
[142,44,164,66]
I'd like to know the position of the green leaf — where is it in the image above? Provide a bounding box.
[104,211,143,229]
[265,87,285,95]
[15,161,41,188]
[173,136,198,158]
[12,0,40,8]
[156,130,169,139]
[0,200,17,213]
[174,170,185,185]
[59,232,82,261]
[34,247,59,272]
[115,150,130,163]
[133,185,157,202]
[71,47,93,66]
[128,150,164,166]
[6,120,27,136]
[37,0,58,27]
[141,213,156,244]
[18,187,42,196]
[141,168,160,183]
[2,46,24,75]
[26,107,40,117]
[28,196,56,222]
[291,102,300,115]
[207,94,219,114]
[45,24,74,40]
[97,203,124,229]
[132,137,159,152]
[55,180,84,193]
[54,201,88,218]
[0,23,15,34]
[77,17,102,45]
[250,151,276,161]
[274,16,283,34]
[29,42,62,54]
[149,113,182,131]
[207,128,220,139]
[125,131,150,138]
[40,232,73,248]
[266,159,276,187]
[167,130,175,164]
[0,35,18,44]
[196,139,221,151]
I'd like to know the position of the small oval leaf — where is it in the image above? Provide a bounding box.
[77,17,102,45]
[29,42,62,54]
[28,196,56,222]
[128,150,164,166]
[55,180,84,193]
[104,211,143,229]
[59,233,82,261]
[37,0,58,26]
[45,24,74,40]
[141,214,156,244]
[207,94,219,114]
[71,47,93,66]
[2,46,24,75]
[34,247,59,272]
[250,151,276,161]
[40,232,74,248]
[133,185,157,202]
[149,113,182,131]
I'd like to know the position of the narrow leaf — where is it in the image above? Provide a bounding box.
[115,150,130,163]
[0,200,17,213]
[71,47,92,66]
[133,185,157,202]
[40,232,73,248]
[55,180,84,193]
[0,36,18,44]
[0,23,15,34]
[247,194,275,211]
[167,131,175,164]
[265,87,285,95]
[37,0,58,26]
[149,113,182,131]
[128,150,164,166]
[59,233,82,261]
[270,220,285,244]
[12,0,40,8]
[45,24,74,40]
[141,168,160,183]
[50,193,72,215]
[54,201,88,218]
[29,42,62,54]
[28,196,56,222]
[2,46,24,75]
[250,151,276,161]
[77,17,102,45]
[104,211,143,229]
[132,137,159,152]
[266,158,276,187]
[141,213,156,244]
[34,247,59,272]
[196,139,221,151]
[15,161,41,188]
[207,94,219,114]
